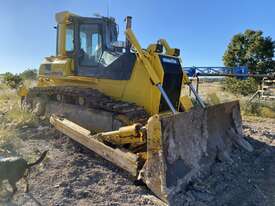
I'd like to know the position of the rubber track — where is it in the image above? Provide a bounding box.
[27,86,149,124]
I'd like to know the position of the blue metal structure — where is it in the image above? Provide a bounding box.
[183,66,249,79]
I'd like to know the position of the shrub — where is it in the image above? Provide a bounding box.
[20,69,37,80]
[242,101,275,118]
[3,72,23,89]
[223,77,258,96]
[260,107,275,118]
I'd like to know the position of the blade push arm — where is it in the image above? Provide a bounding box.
[125,29,161,86]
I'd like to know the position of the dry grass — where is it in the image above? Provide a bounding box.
[191,80,275,118]
[5,104,37,126]
[0,89,36,124]
[260,107,275,118]
[0,128,16,144]
[196,81,239,103]
[205,93,221,105]
[0,83,38,150]
[241,101,275,118]
[0,83,8,90]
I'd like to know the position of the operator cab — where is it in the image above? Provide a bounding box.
[54,12,182,113]
[62,14,118,65]
[56,11,136,79]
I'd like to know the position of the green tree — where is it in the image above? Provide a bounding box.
[20,69,37,80]
[223,29,275,74]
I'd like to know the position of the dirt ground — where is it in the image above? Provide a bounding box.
[172,116,275,206]
[0,121,159,205]
[0,87,275,206]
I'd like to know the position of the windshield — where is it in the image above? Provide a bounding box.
[79,24,102,66]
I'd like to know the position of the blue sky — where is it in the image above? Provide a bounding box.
[0,0,274,74]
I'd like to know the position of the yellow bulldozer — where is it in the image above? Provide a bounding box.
[19,11,252,204]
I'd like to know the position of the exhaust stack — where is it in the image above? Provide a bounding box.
[125,16,132,52]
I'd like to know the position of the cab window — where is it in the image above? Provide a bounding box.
[79,24,102,66]
[66,24,74,52]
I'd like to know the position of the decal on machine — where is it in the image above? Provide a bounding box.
[51,71,63,77]
[161,57,178,64]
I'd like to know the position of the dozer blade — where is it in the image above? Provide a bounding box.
[142,100,252,204]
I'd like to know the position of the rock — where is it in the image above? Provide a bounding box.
[40,116,47,121]
[37,125,49,131]
[32,98,46,116]
[54,184,60,188]
[75,190,90,199]
[59,181,69,187]
[263,131,275,139]
[62,187,74,198]
[251,128,258,134]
